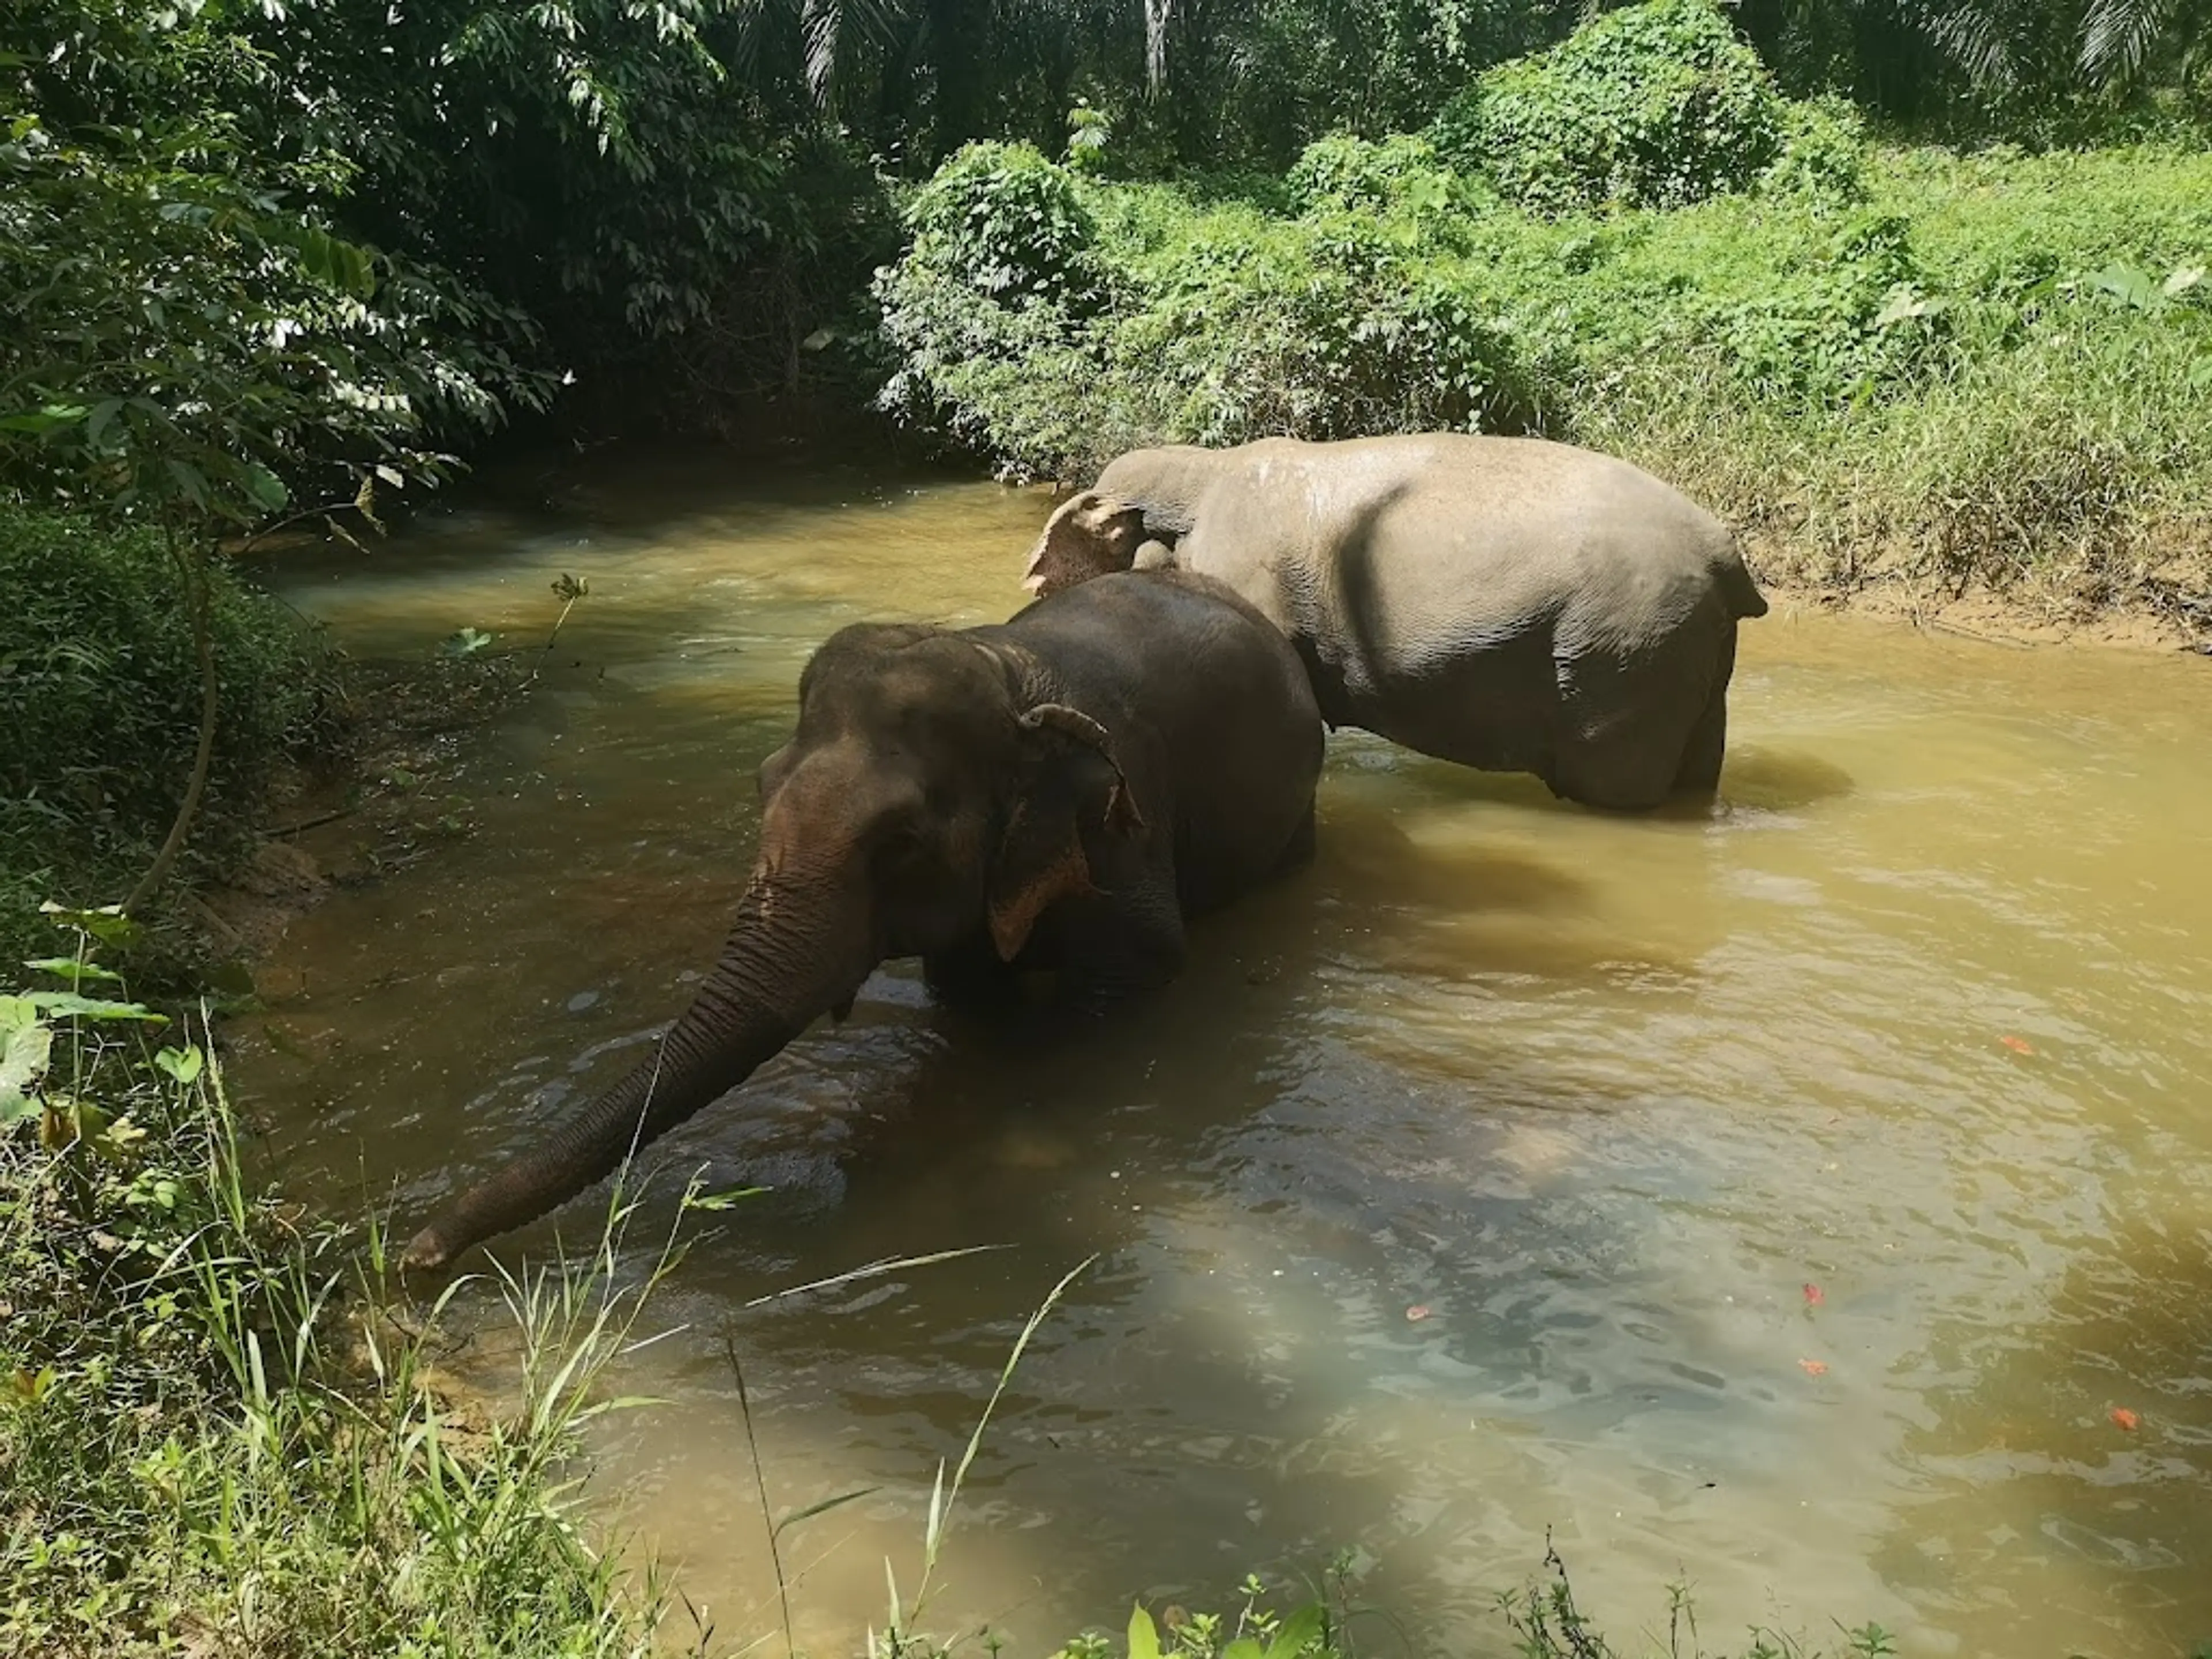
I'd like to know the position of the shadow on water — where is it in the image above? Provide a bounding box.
[1719,745,1858,816]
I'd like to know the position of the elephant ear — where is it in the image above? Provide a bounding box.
[1023,491,1151,597]
[985,702,1148,962]
[986,793,1097,963]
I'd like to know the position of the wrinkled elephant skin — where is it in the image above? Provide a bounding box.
[1026,434,1768,810]
[402,570,1323,1270]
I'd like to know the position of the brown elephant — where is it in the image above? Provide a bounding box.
[402,569,1324,1270]
[1025,434,1769,811]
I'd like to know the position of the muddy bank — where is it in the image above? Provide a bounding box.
[1758,576,2212,656]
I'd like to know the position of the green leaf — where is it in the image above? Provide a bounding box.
[244,464,289,512]
[1221,1639,1266,1659]
[22,957,124,986]
[0,404,90,434]
[0,1014,53,1122]
[681,1184,769,1212]
[84,397,126,450]
[1263,1603,1328,1658]
[154,1046,204,1085]
[1127,1604,1164,1659]
[39,903,143,949]
[2086,263,2161,310]
[164,457,212,509]
[24,993,166,1025]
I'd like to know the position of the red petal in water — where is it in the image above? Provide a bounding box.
[2110,1407,2140,1431]
[1405,1304,1433,1323]
[2000,1035,2035,1054]
[1798,1358,1829,1377]
[1803,1283,1825,1306]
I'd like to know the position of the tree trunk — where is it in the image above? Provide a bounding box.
[124,527,219,916]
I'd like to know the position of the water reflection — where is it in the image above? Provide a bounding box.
[234,446,2212,1658]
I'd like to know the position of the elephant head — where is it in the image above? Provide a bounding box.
[401,624,1145,1271]
[1023,490,1161,597]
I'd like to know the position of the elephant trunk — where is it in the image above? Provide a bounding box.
[402,863,869,1271]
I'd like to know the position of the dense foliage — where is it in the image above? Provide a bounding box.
[873,12,2212,613]
[1433,0,1787,211]
[0,510,338,955]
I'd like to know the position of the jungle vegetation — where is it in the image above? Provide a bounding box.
[2,1,2206,1652]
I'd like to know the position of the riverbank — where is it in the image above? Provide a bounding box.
[873,51,2212,635]
[2,943,1897,1659]
[0,921,699,1657]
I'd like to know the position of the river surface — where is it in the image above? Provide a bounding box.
[236,448,2212,1658]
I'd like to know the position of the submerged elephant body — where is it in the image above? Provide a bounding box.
[403,570,1323,1270]
[1027,434,1769,810]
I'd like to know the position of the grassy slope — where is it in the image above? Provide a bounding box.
[884,138,2212,628]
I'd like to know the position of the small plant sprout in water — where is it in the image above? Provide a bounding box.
[534,571,591,681]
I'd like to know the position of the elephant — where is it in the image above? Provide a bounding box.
[1024,434,1770,811]
[402,568,1324,1270]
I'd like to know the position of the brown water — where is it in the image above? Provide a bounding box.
[236,448,2212,1658]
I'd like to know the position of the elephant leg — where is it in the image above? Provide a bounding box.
[1273,800,1317,877]
[1055,869,1187,1017]
[1551,745,1673,812]
[1550,678,1677,812]
[1669,626,1737,800]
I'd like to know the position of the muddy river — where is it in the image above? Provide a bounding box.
[236,448,2212,1658]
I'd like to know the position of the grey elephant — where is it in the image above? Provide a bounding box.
[403,569,1323,1270]
[1025,434,1768,810]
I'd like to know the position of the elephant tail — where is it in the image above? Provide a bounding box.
[1716,540,1770,620]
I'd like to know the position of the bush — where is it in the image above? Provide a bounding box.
[1706,210,1949,408]
[1758,94,1873,207]
[1434,0,1786,213]
[0,506,339,965]
[873,142,1108,461]
[889,140,1103,312]
[1286,133,1462,214]
[1107,208,1546,452]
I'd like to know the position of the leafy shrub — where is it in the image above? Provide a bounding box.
[1434,0,1785,213]
[888,141,1103,312]
[1758,94,1873,206]
[1108,210,1546,452]
[1708,211,1949,407]
[1286,133,1462,215]
[872,142,1108,459]
[0,506,338,953]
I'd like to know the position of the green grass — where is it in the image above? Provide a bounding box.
[875,128,2212,623]
[0,916,696,1659]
